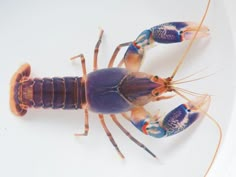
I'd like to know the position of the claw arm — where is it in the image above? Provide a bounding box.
[123,22,209,72]
[129,95,210,138]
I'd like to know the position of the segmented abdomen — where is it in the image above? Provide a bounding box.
[22,77,85,109]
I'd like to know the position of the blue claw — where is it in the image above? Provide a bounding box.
[162,95,210,137]
[130,95,211,138]
[123,22,209,72]
[150,22,209,44]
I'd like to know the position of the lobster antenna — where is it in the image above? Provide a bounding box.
[174,89,222,177]
[173,73,215,85]
[172,86,212,97]
[173,66,209,83]
[170,0,211,79]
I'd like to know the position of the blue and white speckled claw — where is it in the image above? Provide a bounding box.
[150,22,209,44]
[162,95,211,136]
[130,95,211,138]
[123,22,209,72]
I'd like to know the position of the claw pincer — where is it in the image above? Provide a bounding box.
[124,22,209,71]
[130,95,211,138]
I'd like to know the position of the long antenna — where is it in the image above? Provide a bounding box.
[173,67,209,83]
[173,73,215,85]
[174,90,222,177]
[170,0,211,79]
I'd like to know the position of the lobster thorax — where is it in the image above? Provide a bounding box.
[119,72,168,106]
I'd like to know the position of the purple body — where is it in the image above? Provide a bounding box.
[16,68,158,114]
[19,77,85,109]
[86,68,131,113]
[86,68,158,114]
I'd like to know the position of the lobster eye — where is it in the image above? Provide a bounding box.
[151,89,160,97]
[152,75,159,82]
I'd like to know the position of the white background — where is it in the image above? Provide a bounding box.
[0,0,236,177]
[220,0,236,176]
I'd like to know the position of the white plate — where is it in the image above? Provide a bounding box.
[0,0,235,177]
